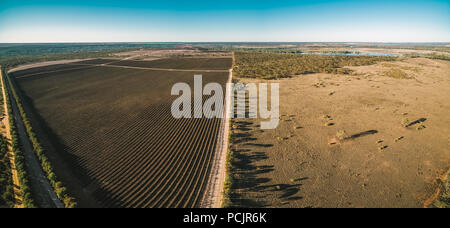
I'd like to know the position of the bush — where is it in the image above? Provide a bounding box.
[383,68,412,79]
[336,130,349,141]
[222,132,235,208]
[0,135,14,208]
[433,173,450,208]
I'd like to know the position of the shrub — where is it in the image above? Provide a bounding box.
[401,118,409,128]
[433,173,450,208]
[416,124,426,130]
[384,68,412,79]
[0,135,14,208]
[336,130,349,141]
[222,147,235,208]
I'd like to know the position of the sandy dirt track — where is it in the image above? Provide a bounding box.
[7,59,91,74]
[200,68,233,208]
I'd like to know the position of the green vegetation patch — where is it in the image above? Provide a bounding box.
[0,135,14,208]
[233,52,396,79]
[6,74,76,208]
[434,172,450,208]
[0,75,14,208]
[1,70,35,207]
[407,53,450,61]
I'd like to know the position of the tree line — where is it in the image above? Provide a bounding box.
[233,52,397,79]
[1,70,35,207]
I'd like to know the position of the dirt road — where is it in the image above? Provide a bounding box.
[4,73,64,208]
[200,69,233,208]
[7,59,92,74]
[201,53,235,208]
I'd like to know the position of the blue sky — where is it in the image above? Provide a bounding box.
[0,0,448,42]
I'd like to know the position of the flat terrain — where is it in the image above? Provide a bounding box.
[356,48,450,58]
[229,57,450,208]
[112,47,231,61]
[9,57,231,207]
[107,58,232,70]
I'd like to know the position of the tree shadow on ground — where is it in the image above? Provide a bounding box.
[228,119,306,207]
[407,118,427,127]
[254,181,307,201]
[349,130,378,139]
[227,120,274,207]
[244,143,273,148]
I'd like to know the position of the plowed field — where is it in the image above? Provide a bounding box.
[9,58,231,207]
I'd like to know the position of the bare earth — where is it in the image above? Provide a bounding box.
[201,69,233,208]
[231,58,450,208]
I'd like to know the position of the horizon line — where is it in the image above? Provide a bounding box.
[1,41,449,44]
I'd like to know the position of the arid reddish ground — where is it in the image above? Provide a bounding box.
[229,58,450,208]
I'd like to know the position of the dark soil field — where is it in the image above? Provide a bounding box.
[9,58,231,208]
[9,64,93,78]
[107,58,232,70]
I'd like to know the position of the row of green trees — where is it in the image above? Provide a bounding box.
[1,69,35,207]
[0,73,14,207]
[406,53,450,61]
[0,132,14,208]
[233,52,396,79]
[221,133,235,208]
[6,74,76,208]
